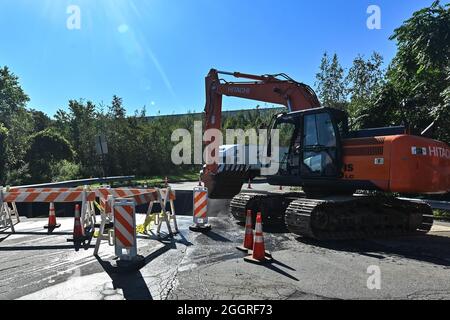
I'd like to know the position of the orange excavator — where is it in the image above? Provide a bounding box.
[201,69,450,240]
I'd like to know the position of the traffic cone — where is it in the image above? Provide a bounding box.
[67,204,86,243]
[236,210,253,253]
[44,202,61,229]
[247,178,253,190]
[244,212,272,264]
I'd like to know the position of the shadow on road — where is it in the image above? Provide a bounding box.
[0,244,95,251]
[262,223,289,234]
[296,233,450,266]
[245,258,299,281]
[94,232,194,300]
[202,230,232,243]
[0,231,73,236]
[96,257,153,300]
[264,263,299,281]
[0,234,11,242]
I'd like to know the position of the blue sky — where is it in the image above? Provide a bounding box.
[0,0,434,117]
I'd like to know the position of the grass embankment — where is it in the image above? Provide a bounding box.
[133,172,200,186]
[99,171,200,188]
[434,209,450,221]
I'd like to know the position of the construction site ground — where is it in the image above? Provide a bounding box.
[1,181,450,300]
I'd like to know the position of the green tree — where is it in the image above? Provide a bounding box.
[385,0,450,141]
[0,66,29,127]
[0,66,35,174]
[30,109,52,132]
[66,99,100,176]
[346,52,385,124]
[315,52,347,110]
[26,129,75,183]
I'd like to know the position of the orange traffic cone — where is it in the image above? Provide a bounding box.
[247,178,253,190]
[67,204,86,243]
[44,202,61,230]
[244,212,272,264]
[236,210,253,253]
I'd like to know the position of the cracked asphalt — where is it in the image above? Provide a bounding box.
[1,189,450,300]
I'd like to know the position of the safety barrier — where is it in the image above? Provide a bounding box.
[94,187,177,258]
[0,188,18,232]
[2,184,178,270]
[0,186,97,234]
[113,198,138,260]
[136,187,178,237]
[189,186,211,232]
[11,187,95,235]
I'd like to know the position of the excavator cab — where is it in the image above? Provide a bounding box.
[267,108,349,191]
[204,106,351,199]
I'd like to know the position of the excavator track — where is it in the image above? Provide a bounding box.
[230,192,301,224]
[230,193,261,223]
[285,196,434,240]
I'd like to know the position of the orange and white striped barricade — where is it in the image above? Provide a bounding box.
[113,198,145,268]
[158,187,178,234]
[189,186,211,232]
[3,188,97,236]
[16,186,96,236]
[9,201,20,223]
[94,188,160,234]
[124,191,159,235]
[9,187,84,193]
[92,190,114,234]
[0,187,15,233]
[94,187,155,201]
[96,196,114,226]
[79,186,96,236]
[2,189,97,203]
[94,196,115,256]
[5,186,86,228]
[4,186,20,224]
[96,187,176,235]
[155,187,175,237]
[168,190,178,233]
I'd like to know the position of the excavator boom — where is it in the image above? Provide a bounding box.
[204,68,321,177]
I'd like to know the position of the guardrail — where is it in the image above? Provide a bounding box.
[9,176,135,190]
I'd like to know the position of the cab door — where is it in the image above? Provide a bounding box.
[301,112,339,177]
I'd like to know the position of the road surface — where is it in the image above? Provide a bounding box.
[1,204,450,300]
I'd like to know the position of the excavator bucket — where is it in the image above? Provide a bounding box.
[202,168,247,199]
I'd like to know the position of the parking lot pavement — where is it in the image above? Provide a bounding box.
[1,210,450,300]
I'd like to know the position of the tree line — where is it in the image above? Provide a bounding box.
[0,1,448,186]
[315,1,449,144]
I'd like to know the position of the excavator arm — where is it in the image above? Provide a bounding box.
[205,69,320,131]
[202,69,320,197]
[203,69,321,176]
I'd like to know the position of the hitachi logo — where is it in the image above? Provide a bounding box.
[228,87,250,95]
[428,146,450,159]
